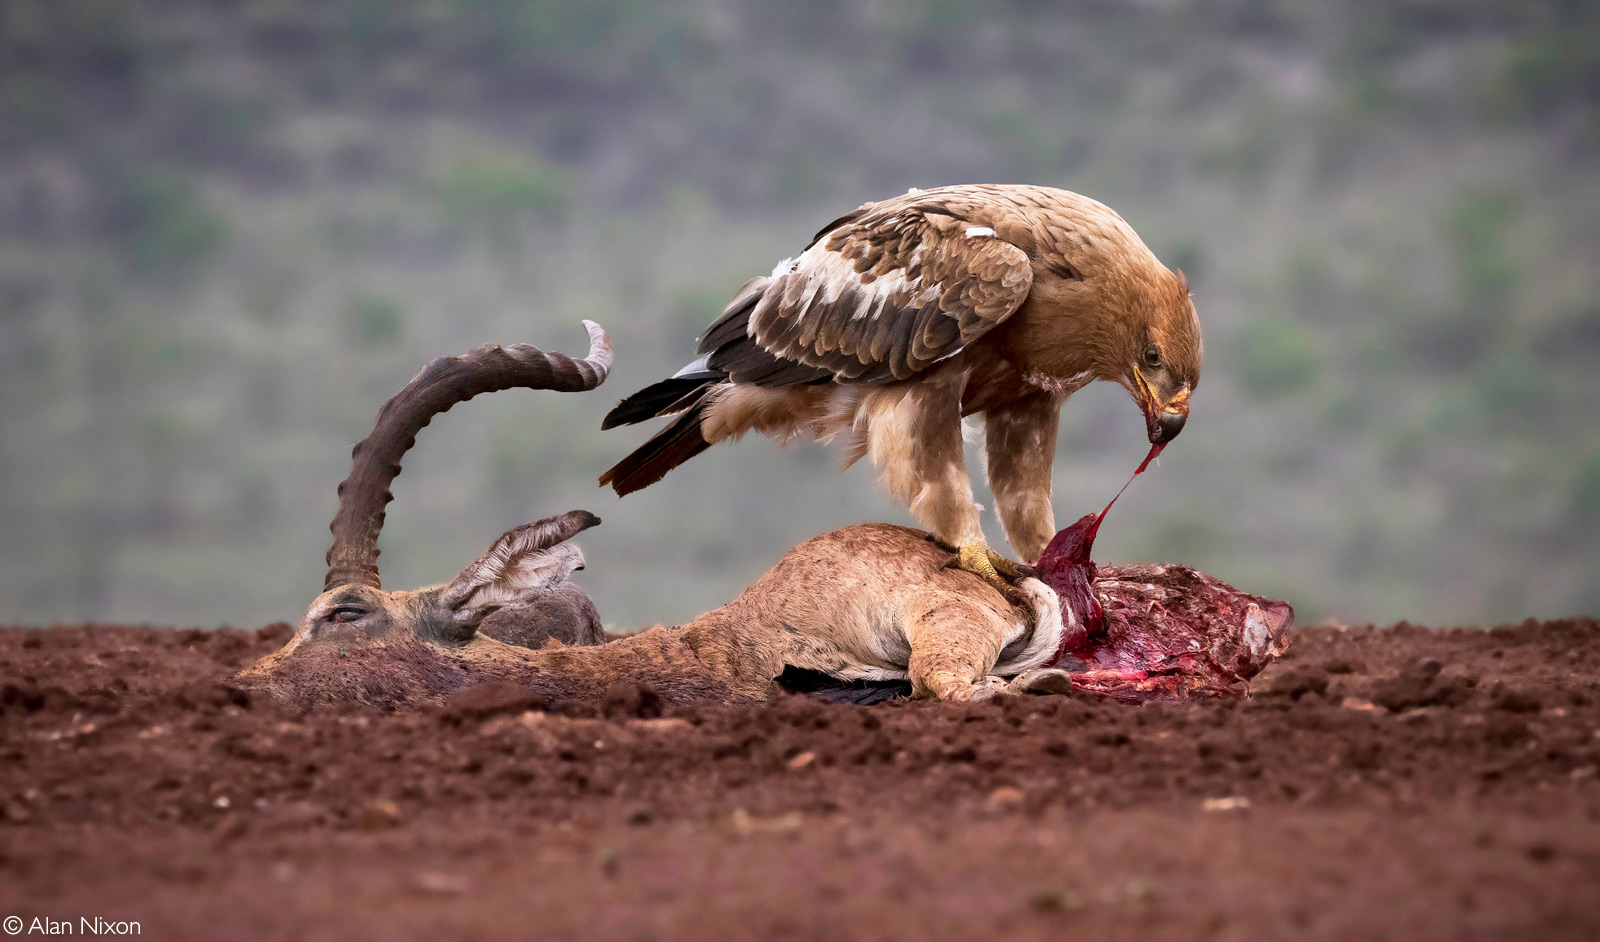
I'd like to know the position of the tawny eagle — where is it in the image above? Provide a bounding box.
[600,184,1201,587]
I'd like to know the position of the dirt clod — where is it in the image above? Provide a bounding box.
[357,799,404,830]
[601,680,664,719]
[441,680,547,722]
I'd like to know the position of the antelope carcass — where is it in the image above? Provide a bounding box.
[240,325,1292,709]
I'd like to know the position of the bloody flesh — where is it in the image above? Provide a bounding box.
[1031,441,1294,702]
[1034,442,1166,642]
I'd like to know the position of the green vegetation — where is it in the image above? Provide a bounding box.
[0,0,1596,630]
[344,291,406,346]
[1572,451,1600,520]
[97,165,229,274]
[1234,321,1321,400]
[437,149,571,236]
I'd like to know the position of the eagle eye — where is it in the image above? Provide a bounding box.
[1142,344,1162,369]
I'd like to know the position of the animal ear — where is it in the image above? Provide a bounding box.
[439,511,598,627]
[1241,600,1294,660]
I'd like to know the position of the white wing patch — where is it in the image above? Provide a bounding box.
[772,237,949,339]
[965,226,996,238]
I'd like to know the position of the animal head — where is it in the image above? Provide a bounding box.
[1069,563,1294,699]
[1022,196,1202,447]
[299,510,599,648]
[238,323,612,703]
[1116,267,1200,446]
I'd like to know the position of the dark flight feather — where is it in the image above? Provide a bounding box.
[602,374,722,429]
[597,392,714,496]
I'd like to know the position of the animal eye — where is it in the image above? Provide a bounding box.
[1142,344,1162,369]
[328,607,366,623]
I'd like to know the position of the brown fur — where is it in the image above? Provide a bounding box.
[478,584,604,649]
[239,522,1067,710]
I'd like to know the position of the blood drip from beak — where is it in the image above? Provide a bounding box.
[1033,442,1166,643]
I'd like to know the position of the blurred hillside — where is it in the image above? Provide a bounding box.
[1,0,1597,630]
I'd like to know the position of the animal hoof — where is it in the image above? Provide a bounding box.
[1009,668,1076,697]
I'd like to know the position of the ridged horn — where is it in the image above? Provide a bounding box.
[323,321,612,590]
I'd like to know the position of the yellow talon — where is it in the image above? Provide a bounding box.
[958,540,1001,583]
[954,540,1032,592]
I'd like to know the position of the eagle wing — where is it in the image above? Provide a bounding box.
[698,198,1034,385]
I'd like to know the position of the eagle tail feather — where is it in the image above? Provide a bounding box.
[598,390,716,496]
[602,374,721,429]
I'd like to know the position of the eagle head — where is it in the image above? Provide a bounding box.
[1117,269,1201,445]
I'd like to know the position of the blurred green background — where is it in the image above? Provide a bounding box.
[1,0,1597,630]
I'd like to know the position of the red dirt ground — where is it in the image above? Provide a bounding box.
[3,618,1600,940]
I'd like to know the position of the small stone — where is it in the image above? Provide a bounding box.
[986,786,1025,810]
[786,751,816,770]
[629,717,692,734]
[358,798,403,830]
[1202,796,1251,812]
[723,809,802,836]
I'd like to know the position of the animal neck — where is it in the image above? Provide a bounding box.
[1034,513,1103,637]
[1031,442,1166,635]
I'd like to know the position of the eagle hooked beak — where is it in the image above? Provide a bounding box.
[1133,369,1190,445]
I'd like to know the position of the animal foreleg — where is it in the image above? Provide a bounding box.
[902,597,1015,702]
